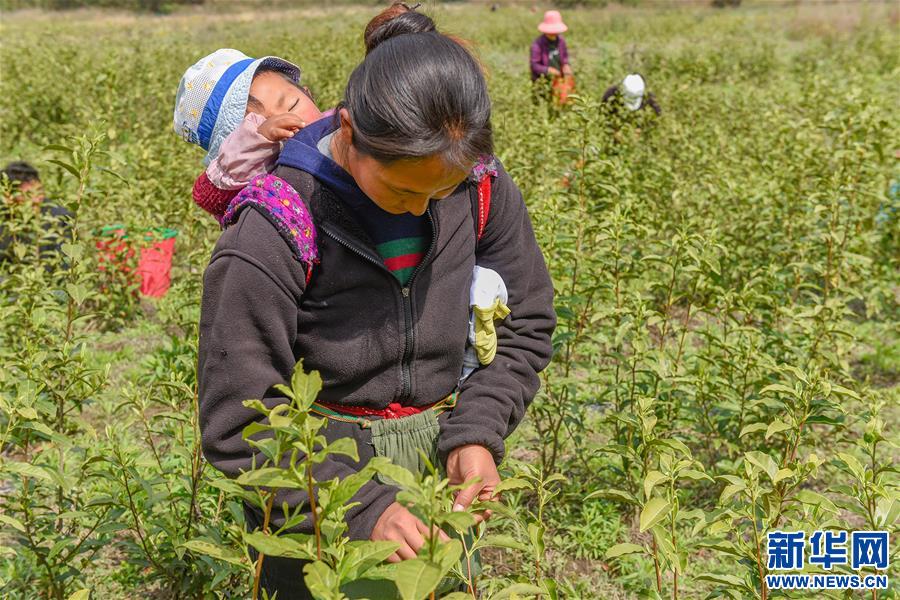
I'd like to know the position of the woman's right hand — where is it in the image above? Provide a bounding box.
[547,67,561,76]
[371,502,449,562]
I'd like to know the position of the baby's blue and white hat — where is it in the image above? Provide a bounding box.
[173,49,301,164]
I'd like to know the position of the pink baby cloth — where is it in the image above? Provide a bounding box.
[205,112,280,190]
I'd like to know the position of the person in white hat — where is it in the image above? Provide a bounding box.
[530,10,573,83]
[601,73,662,117]
[173,48,323,221]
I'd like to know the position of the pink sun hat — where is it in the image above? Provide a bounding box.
[538,10,568,34]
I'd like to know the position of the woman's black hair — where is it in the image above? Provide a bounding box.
[364,5,436,55]
[342,31,492,171]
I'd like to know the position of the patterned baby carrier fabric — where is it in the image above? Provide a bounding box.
[221,173,318,284]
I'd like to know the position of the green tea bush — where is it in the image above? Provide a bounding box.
[1,3,897,599]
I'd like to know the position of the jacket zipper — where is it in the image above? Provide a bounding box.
[320,224,387,272]
[320,208,439,403]
[398,209,438,402]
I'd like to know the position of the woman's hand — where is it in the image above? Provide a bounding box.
[547,66,561,77]
[446,444,500,524]
[257,113,307,142]
[562,64,573,76]
[371,502,450,562]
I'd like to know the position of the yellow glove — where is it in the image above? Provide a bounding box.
[473,299,511,365]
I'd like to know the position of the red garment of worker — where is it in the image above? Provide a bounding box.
[136,237,176,298]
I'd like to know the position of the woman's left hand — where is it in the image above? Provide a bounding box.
[446,444,500,524]
[562,64,573,76]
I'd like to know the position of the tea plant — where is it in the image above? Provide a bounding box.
[0,135,114,599]
[1,3,898,598]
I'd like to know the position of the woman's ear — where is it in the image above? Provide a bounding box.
[338,108,354,146]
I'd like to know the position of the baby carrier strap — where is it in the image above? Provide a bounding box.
[471,155,499,245]
[222,173,318,285]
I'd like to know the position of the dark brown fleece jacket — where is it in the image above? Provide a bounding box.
[197,162,555,541]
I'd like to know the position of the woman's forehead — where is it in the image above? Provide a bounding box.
[377,155,470,192]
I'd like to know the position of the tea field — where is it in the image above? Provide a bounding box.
[0,2,898,598]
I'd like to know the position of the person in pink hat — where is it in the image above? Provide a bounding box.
[530,10,572,83]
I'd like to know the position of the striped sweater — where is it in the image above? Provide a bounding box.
[336,185,429,285]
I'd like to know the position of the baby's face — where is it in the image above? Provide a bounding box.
[248,71,322,123]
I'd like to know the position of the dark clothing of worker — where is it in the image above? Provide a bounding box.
[0,202,72,264]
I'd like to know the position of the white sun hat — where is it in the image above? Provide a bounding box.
[621,74,646,112]
[173,48,301,164]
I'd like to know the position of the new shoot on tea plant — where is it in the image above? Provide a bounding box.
[704,365,856,599]
[602,423,712,600]
[471,461,567,600]
[372,457,478,600]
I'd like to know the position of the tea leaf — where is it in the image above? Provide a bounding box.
[235,467,302,489]
[303,561,340,600]
[695,573,745,587]
[773,469,794,484]
[781,365,810,386]
[243,532,315,560]
[765,419,792,440]
[290,361,322,410]
[373,462,417,489]
[476,534,529,552]
[587,488,639,505]
[66,283,91,306]
[605,543,646,558]
[875,497,900,528]
[47,159,80,179]
[680,469,712,482]
[433,538,463,572]
[745,451,779,482]
[321,436,359,461]
[494,477,531,494]
[739,423,768,437]
[830,385,861,400]
[796,490,839,514]
[639,498,671,532]
[643,471,668,500]
[394,559,443,600]
[181,540,245,567]
[528,522,545,556]
[720,484,746,503]
[3,461,54,482]
[760,384,800,399]
[0,514,26,533]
